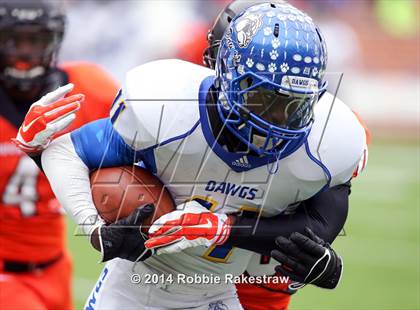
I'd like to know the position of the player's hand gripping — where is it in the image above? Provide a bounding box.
[272,227,343,289]
[145,201,232,255]
[91,204,156,262]
[13,83,83,154]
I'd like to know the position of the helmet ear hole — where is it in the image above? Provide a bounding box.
[227,16,232,23]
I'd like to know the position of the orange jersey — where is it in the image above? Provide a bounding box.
[237,258,294,310]
[0,252,73,310]
[0,62,118,262]
[175,23,209,66]
[237,281,292,310]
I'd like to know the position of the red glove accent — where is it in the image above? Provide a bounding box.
[145,201,232,254]
[12,84,83,154]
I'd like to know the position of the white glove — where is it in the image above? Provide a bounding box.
[13,83,83,154]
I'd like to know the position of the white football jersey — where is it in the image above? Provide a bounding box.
[110,59,366,278]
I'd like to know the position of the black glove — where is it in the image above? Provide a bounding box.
[271,227,343,289]
[91,204,155,262]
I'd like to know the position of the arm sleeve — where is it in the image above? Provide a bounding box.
[41,118,136,236]
[226,182,351,256]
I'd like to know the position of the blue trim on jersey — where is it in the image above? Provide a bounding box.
[135,124,199,172]
[304,140,332,192]
[136,117,200,163]
[154,120,200,148]
[70,118,157,173]
[207,244,233,259]
[198,76,299,173]
[110,89,122,109]
[140,148,158,174]
[110,101,126,124]
[71,118,136,169]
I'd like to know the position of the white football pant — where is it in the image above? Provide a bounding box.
[84,258,243,310]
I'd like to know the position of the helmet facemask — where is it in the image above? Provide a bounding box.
[217,69,319,156]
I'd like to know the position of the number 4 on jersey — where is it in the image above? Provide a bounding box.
[2,156,40,216]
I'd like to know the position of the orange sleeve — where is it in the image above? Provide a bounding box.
[236,282,292,310]
[59,62,120,128]
[351,110,370,178]
[175,23,209,66]
[352,110,372,145]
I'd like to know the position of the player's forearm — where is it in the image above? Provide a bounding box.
[41,133,103,236]
[226,183,351,255]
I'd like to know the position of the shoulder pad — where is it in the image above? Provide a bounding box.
[307,92,367,186]
[112,59,214,151]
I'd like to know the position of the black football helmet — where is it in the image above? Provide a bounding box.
[0,0,65,90]
[203,0,286,69]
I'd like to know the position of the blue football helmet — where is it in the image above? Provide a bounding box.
[215,2,327,157]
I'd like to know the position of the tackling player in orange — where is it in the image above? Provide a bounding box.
[0,1,118,309]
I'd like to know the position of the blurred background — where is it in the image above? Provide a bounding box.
[59,0,419,309]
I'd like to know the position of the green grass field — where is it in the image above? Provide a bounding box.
[67,140,420,310]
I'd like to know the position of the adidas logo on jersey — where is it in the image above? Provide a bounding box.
[232,156,251,168]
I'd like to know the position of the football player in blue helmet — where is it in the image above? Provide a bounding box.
[202,0,344,290]
[14,2,367,308]
[204,2,345,308]
[215,3,327,159]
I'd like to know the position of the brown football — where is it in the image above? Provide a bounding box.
[90,166,175,233]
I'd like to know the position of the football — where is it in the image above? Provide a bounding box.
[90,166,175,233]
